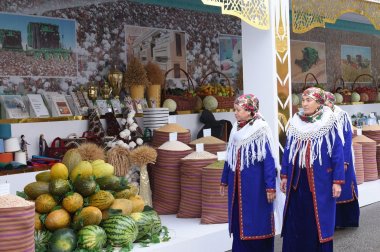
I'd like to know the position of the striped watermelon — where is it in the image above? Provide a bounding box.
[146,210,162,236]
[34,230,51,251]
[77,225,107,250]
[102,215,138,246]
[130,212,153,240]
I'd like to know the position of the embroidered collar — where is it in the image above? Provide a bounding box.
[237,113,261,130]
[297,105,324,123]
[227,118,276,171]
[286,106,343,168]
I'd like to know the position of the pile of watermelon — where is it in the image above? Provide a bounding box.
[19,149,167,252]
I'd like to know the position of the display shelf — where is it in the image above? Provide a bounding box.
[132,215,232,252]
[0,166,49,176]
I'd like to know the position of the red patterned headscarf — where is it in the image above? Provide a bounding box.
[235,94,259,115]
[324,91,335,105]
[302,87,326,105]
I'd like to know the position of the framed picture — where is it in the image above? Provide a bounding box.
[125,25,187,80]
[0,13,77,77]
[219,34,242,79]
[341,45,371,82]
[0,95,29,119]
[290,40,327,84]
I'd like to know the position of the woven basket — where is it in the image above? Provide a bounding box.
[152,148,192,215]
[201,164,228,224]
[177,157,217,218]
[199,71,235,109]
[352,74,377,102]
[334,77,351,103]
[353,135,378,182]
[0,202,35,251]
[162,67,198,111]
[353,143,364,184]
[303,72,320,91]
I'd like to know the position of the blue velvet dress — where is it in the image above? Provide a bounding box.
[221,119,277,252]
[281,108,345,252]
[334,106,360,228]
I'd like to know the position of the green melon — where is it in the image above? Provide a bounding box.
[73,176,97,197]
[24,181,50,200]
[48,228,77,252]
[62,149,82,173]
[49,179,71,197]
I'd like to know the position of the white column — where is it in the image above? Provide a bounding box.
[241,1,278,151]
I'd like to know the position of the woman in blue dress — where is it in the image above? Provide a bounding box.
[325,91,360,228]
[280,87,345,252]
[220,94,277,252]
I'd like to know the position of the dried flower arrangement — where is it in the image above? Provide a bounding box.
[124,57,150,88]
[77,143,105,161]
[145,61,165,87]
[107,146,131,176]
[129,145,157,167]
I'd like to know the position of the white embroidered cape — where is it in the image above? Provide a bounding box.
[226,118,276,172]
[286,106,344,168]
[333,105,353,135]
[333,105,355,165]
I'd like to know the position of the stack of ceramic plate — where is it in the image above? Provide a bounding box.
[353,143,364,184]
[143,108,169,132]
[177,151,217,218]
[201,160,228,224]
[189,136,227,155]
[363,125,380,144]
[152,141,192,215]
[353,135,378,182]
[152,123,191,147]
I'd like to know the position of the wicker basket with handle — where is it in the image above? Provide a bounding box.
[352,74,377,102]
[303,72,320,91]
[333,76,351,103]
[199,70,236,109]
[162,67,198,111]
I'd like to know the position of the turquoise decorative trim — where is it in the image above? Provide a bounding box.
[325,19,380,35]
[129,0,221,13]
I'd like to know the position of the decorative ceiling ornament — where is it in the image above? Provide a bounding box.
[292,0,380,33]
[201,0,270,30]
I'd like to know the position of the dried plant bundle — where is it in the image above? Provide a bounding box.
[145,61,165,86]
[77,143,105,161]
[124,57,150,87]
[129,145,157,166]
[107,146,131,176]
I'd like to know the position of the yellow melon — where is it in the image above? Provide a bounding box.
[109,199,133,216]
[35,193,57,214]
[62,192,84,213]
[129,195,145,213]
[73,206,102,228]
[45,209,71,231]
[92,162,114,178]
[35,212,42,230]
[70,161,93,181]
[50,163,69,180]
